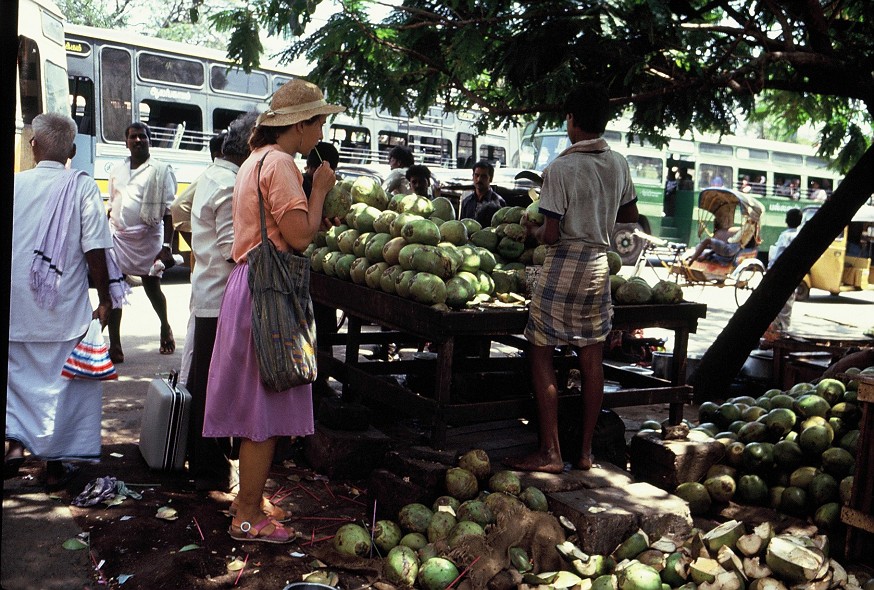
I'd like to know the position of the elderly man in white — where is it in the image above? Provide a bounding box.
[5,113,114,490]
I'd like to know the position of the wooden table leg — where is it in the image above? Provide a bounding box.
[431,337,455,446]
[342,315,363,398]
[669,327,690,424]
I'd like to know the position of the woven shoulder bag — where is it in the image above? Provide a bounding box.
[247,152,318,391]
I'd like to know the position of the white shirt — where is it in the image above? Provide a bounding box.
[108,157,176,230]
[190,159,239,317]
[10,162,112,342]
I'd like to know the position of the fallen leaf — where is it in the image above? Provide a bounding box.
[119,515,134,521]
[118,574,133,584]
[109,452,124,458]
[179,544,199,552]
[103,495,126,507]
[227,558,245,572]
[286,474,301,482]
[155,506,178,521]
[62,538,88,550]
[289,551,306,558]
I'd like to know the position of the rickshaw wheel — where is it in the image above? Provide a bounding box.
[795,281,810,301]
[734,264,764,306]
[611,222,645,265]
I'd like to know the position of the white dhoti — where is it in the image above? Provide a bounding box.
[111,222,163,276]
[6,340,103,461]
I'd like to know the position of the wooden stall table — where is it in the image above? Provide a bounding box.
[311,273,706,445]
[762,329,873,388]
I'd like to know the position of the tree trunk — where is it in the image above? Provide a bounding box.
[688,145,874,401]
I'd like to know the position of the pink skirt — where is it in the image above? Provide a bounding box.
[203,264,314,441]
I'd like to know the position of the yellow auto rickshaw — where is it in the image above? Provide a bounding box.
[795,204,874,300]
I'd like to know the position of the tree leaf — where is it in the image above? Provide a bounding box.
[62,538,88,550]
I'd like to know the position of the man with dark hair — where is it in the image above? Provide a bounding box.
[763,207,803,340]
[508,83,638,473]
[406,164,439,198]
[303,141,340,197]
[460,160,505,226]
[107,121,178,362]
[382,145,414,195]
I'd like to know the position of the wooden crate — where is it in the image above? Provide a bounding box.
[841,374,874,566]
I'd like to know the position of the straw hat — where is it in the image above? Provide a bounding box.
[256,79,345,127]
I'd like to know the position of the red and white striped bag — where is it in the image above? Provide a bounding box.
[61,319,118,380]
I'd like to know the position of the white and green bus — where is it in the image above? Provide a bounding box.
[519,121,842,264]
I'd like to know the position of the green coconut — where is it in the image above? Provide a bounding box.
[445,467,479,501]
[398,503,434,534]
[488,470,521,495]
[384,545,419,586]
[333,523,371,557]
[417,557,459,590]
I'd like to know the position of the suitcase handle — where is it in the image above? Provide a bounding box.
[168,369,179,389]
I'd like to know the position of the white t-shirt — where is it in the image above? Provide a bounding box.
[10,162,112,342]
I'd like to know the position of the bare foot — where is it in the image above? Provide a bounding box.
[576,454,594,470]
[504,451,564,474]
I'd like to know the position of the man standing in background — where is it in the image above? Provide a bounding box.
[460,160,505,226]
[107,122,177,363]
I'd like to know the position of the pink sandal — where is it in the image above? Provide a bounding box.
[228,517,294,544]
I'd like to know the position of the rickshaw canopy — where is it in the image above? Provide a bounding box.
[802,204,874,224]
[698,187,765,224]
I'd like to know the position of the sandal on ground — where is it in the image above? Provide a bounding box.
[4,456,25,480]
[159,326,175,355]
[45,463,80,492]
[228,517,294,544]
[229,498,291,523]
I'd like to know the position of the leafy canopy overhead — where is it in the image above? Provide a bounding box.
[215,0,874,170]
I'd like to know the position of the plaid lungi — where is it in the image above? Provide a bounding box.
[525,242,612,347]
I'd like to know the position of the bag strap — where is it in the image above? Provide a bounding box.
[255,152,271,246]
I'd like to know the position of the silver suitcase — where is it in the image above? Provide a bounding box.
[139,370,191,471]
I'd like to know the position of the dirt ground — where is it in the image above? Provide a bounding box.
[5,380,694,590]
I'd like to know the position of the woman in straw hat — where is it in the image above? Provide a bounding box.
[203,79,344,543]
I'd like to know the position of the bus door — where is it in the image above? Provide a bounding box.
[664,156,695,243]
[68,75,95,174]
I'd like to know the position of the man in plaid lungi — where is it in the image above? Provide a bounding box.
[507,84,639,473]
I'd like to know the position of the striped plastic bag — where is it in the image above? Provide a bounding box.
[61,319,118,380]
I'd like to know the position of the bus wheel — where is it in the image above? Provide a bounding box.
[611,222,645,266]
[795,281,810,301]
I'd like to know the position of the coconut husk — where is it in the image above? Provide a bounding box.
[448,504,566,590]
[306,546,383,588]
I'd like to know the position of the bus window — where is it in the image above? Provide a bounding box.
[378,131,408,162]
[138,52,204,87]
[737,168,767,195]
[213,108,246,134]
[457,132,474,169]
[699,163,732,187]
[627,155,663,182]
[413,135,452,166]
[100,47,132,142]
[773,152,803,166]
[139,99,204,150]
[45,60,69,116]
[18,36,43,124]
[603,130,622,144]
[479,144,506,166]
[330,125,371,164]
[699,142,734,157]
[807,176,832,200]
[274,77,293,93]
[210,65,269,97]
[69,76,94,134]
[773,174,801,199]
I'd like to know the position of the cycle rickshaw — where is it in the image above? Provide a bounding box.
[633,187,767,306]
